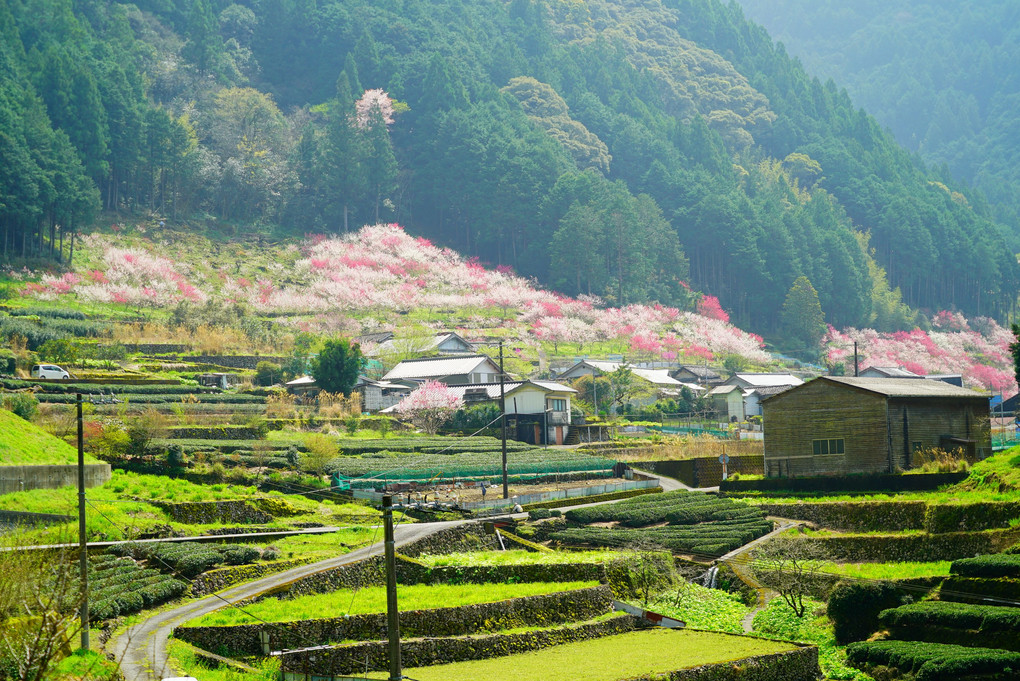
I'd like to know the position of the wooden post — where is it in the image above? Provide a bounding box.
[77,393,89,650]
[382,495,401,681]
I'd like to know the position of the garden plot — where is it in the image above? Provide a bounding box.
[328,448,616,487]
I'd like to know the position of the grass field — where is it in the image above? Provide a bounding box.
[363,629,797,681]
[0,407,97,465]
[415,549,634,567]
[188,581,600,626]
[817,560,952,580]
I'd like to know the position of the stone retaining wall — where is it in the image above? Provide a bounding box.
[757,500,1020,533]
[278,615,645,675]
[0,463,111,495]
[190,558,313,597]
[795,526,1020,562]
[664,645,819,681]
[177,585,614,655]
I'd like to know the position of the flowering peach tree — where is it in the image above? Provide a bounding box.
[396,380,464,434]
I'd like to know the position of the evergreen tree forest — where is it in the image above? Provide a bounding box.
[735,0,1020,252]
[0,0,1016,338]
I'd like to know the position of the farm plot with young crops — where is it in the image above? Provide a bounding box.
[328,448,616,487]
[551,490,773,556]
[336,436,535,455]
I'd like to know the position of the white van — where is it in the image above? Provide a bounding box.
[31,364,69,380]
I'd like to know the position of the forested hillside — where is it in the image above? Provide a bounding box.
[1,0,1016,346]
[735,0,1020,249]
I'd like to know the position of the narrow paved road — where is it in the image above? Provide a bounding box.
[108,520,464,681]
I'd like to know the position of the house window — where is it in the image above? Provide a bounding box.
[812,438,845,456]
[549,398,567,412]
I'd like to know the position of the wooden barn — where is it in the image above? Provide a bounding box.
[761,376,990,477]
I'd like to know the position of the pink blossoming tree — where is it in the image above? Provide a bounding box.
[395,380,464,434]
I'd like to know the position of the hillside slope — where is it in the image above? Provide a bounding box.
[0,408,94,466]
[0,0,1016,339]
[734,0,1020,245]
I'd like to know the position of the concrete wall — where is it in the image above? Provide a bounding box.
[0,463,111,495]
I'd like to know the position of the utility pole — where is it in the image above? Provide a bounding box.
[76,393,89,650]
[382,495,401,681]
[499,341,508,499]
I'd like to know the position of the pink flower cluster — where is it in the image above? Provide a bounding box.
[26,246,206,307]
[823,314,1016,395]
[241,224,771,365]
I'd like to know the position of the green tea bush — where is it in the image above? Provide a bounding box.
[845,640,1020,681]
[951,553,1020,579]
[879,601,1020,632]
[827,580,911,644]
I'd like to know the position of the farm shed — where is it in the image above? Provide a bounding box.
[355,377,410,412]
[761,376,991,477]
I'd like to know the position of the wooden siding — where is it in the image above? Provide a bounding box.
[887,398,991,464]
[764,380,888,477]
[764,380,992,477]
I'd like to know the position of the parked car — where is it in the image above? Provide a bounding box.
[31,364,69,379]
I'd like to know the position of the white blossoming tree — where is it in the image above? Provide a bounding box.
[396,380,463,435]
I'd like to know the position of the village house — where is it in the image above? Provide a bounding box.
[860,365,964,387]
[449,380,577,445]
[761,376,991,477]
[360,330,474,357]
[556,359,688,407]
[708,372,803,422]
[381,354,504,387]
[671,364,724,387]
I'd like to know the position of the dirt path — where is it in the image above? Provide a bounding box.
[107,520,465,681]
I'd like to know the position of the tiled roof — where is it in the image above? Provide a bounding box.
[732,373,804,387]
[382,355,497,380]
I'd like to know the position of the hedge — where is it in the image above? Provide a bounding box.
[522,486,660,511]
[951,553,1020,579]
[550,521,773,557]
[939,576,1020,605]
[565,490,766,528]
[721,471,969,494]
[754,500,1020,534]
[108,541,265,577]
[845,640,1020,681]
[879,601,1020,634]
[794,527,1020,563]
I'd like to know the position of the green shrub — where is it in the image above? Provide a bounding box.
[828,580,911,644]
[254,361,282,387]
[2,392,38,420]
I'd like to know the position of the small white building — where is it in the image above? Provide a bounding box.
[355,377,411,412]
[363,331,475,357]
[709,373,804,422]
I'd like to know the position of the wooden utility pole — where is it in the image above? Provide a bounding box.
[382,495,401,681]
[499,341,508,499]
[76,393,89,650]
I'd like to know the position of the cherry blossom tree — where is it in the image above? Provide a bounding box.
[396,380,464,434]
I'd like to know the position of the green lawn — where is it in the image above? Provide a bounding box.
[188,581,600,626]
[364,629,797,681]
[0,407,97,465]
[817,560,951,580]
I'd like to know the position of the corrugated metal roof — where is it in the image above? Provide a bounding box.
[382,355,497,380]
[861,366,922,378]
[824,376,984,398]
[733,373,804,387]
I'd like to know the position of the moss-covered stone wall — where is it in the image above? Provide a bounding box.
[176,584,615,656]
